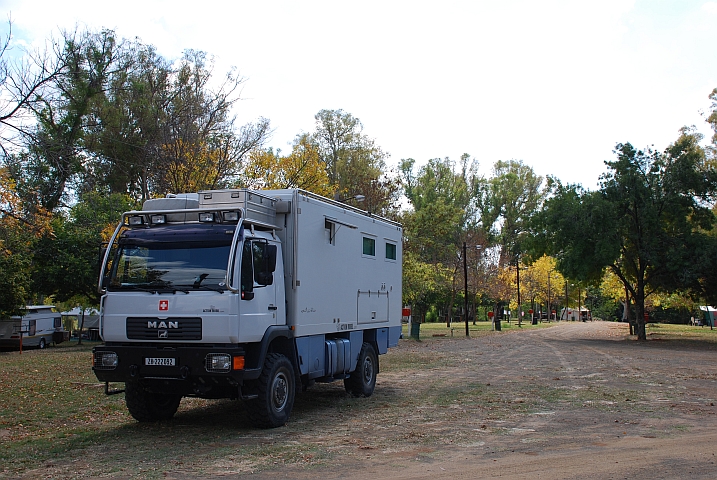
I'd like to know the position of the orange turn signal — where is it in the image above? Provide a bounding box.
[233,356,245,370]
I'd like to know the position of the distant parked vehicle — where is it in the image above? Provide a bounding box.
[0,305,66,349]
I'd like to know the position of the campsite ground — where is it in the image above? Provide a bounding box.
[2,321,717,479]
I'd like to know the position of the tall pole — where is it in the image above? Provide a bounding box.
[547,270,552,321]
[464,242,469,337]
[516,258,522,326]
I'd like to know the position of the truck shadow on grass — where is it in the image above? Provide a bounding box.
[58,384,401,476]
[115,380,396,433]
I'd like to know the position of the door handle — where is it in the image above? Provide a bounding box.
[268,305,278,311]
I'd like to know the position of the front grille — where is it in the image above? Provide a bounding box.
[126,317,202,340]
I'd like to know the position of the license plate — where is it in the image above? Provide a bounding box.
[145,357,176,366]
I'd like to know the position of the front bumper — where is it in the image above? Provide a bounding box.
[92,343,249,398]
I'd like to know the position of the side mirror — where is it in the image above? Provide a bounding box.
[266,245,277,273]
[254,244,277,286]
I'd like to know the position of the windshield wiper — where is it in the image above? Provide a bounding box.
[113,283,177,294]
[175,283,225,294]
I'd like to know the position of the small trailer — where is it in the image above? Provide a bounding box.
[0,305,65,349]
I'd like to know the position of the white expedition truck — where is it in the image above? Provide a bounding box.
[92,189,402,428]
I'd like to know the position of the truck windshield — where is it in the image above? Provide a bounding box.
[108,225,235,292]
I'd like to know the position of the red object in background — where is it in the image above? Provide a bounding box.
[487,311,494,318]
[402,308,411,317]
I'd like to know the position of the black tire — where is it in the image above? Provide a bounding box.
[344,342,377,397]
[125,381,181,422]
[38,338,46,349]
[245,353,295,429]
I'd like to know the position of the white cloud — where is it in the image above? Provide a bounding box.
[702,2,717,14]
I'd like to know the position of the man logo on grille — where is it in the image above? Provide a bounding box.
[158,330,168,338]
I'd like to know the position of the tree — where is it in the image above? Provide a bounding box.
[241,134,331,196]
[31,192,136,308]
[0,20,70,158]
[480,160,544,267]
[311,109,399,216]
[0,166,51,316]
[400,155,483,323]
[8,29,118,211]
[535,130,717,340]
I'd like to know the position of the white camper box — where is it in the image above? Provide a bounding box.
[261,189,402,338]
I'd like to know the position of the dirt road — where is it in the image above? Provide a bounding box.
[237,321,717,479]
[15,321,717,479]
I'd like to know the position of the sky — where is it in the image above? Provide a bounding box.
[2,0,717,188]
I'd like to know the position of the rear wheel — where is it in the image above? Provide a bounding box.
[38,338,46,349]
[246,353,295,428]
[125,381,181,422]
[344,342,377,397]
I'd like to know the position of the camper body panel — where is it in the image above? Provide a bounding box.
[264,190,402,340]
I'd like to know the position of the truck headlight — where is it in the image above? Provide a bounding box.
[223,211,239,222]
[205,353,231,373]
[94,351,118,370]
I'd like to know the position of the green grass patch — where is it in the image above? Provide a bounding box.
[401,319,552,340]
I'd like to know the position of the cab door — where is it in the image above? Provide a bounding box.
[238,236,278,342]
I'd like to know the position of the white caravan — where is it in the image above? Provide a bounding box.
[0,305,64,349]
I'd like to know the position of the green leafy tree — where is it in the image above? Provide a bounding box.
[535,130,717,340]
[0,167,51,316]
[31,192,136,309]
[480,160,544,266]
[311,109,399,216]
[400,155,483,322]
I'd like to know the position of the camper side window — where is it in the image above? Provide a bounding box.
[385,242,397,261]
[362,236,376,257]
[325,220,335,245]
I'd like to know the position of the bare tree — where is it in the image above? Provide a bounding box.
[0,19,70,158]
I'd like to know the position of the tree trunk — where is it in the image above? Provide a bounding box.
[635,282,647,341]
[623,286,634,335]
[493,302,501,331]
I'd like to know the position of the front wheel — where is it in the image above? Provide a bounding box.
[125,381,181,422]
[38,338,46,349]
[344,343,378,397]
[245,353,296,428]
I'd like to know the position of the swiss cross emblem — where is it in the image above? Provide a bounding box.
[159,300,169,311]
